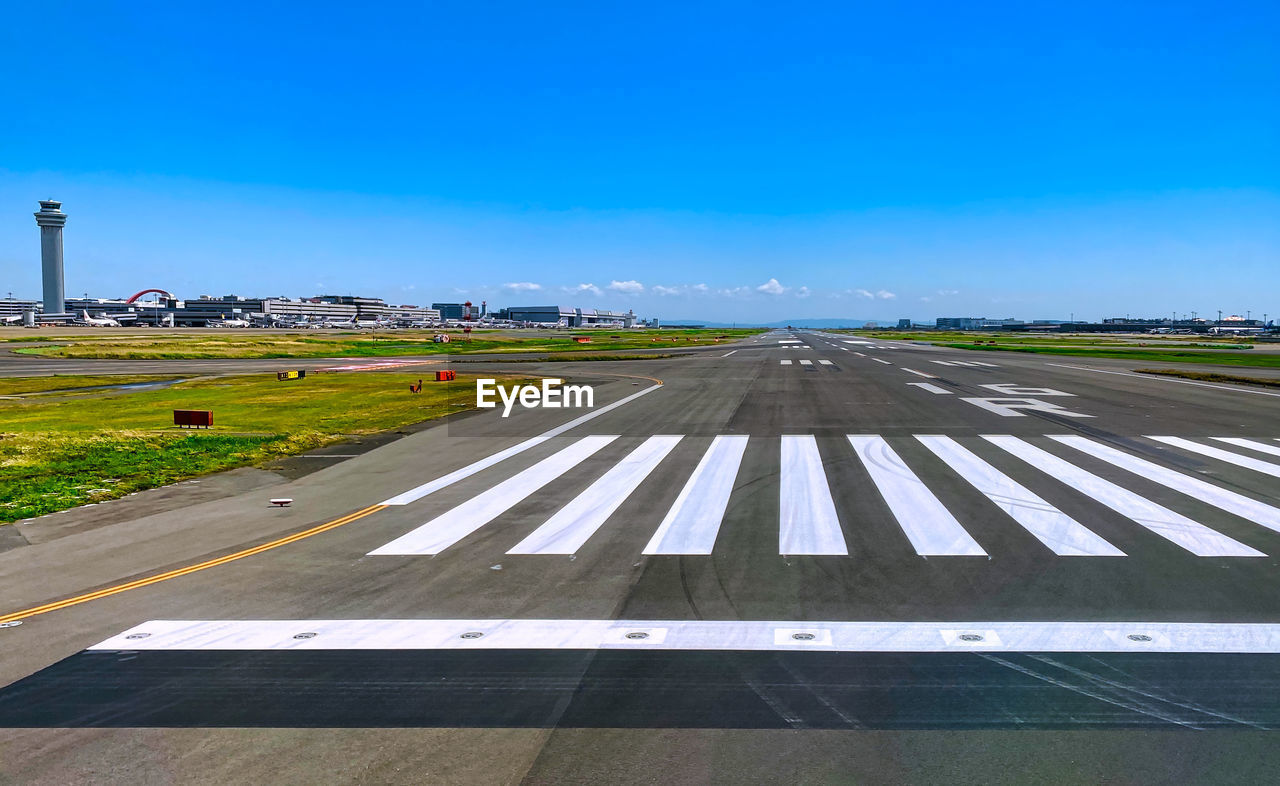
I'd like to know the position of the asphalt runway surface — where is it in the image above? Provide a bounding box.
[3,330,1280,783]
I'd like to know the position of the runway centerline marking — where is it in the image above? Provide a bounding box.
[872,358,892,365]
[907,382,951,394]
[901,368,936,378]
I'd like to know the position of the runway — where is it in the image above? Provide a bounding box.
[3,330,1280,781]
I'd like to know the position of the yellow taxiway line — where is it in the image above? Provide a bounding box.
[0,504,387,625]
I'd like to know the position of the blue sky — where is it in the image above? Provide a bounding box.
[2,1,1277,323]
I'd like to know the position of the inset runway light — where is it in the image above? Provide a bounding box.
[460,631,485,639]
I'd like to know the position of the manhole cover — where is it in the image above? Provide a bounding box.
[125,633,150,640]
[792,632,816,641]
[624,631,649,640]
[460,631,485,639]
[293,632,317,640]
[958,633,985,642]
[1127,634,1153,642]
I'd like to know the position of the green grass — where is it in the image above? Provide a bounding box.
[937,343,1280,367]
[1133,369,1280,389]
[0,432,324,521]
[0,371,530,523]
[12,328,763,360]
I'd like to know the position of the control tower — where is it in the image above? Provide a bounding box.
[34,199,68,317]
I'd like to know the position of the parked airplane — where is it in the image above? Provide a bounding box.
[207,317,250,328]
[74,309,121,327]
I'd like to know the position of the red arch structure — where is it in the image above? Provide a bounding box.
[125,288,175,303]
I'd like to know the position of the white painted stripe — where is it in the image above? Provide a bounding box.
[644,436,748,555]
[800,359,813,366]
[901,368,936,378]
[780,436,848,555]
[917,436,1123,556]
[779,340,802,344]
[380,385,660,505]
[950,361,980,367]
[970,361,999,367]
[92,619,1280,654]
[849,436,986,556]
[369,436,618,555]
[509,436,682,554]
[873,358,892,365]
[1045,364,1280,398]
[853,352,866,357]
[780,359,793,365]
[1147,436,1280,478]
[930,360,957,366]
[985,436,1263,557]
[818,359,834,365]
[721,350,738,357]
[906,382,952,394]
[1050,436,1280,535]
[1213,437,1280,459]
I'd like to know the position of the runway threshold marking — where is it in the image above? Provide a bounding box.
[644,435,748,555]
[1045,364,1280,398]
[381,383,662,505]
[0,505,387,625]
[848,436,986,556]
[916,436,1124,556]
[987,436,1264,557]
[1147,436,1280,478]
[1213,437,1280,458]
[370,436,618,555]
[86,618,1280,653]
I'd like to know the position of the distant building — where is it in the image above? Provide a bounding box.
[897,319,912,329]
[936,317,1024,330]
[432,303,467,320]
[505,306,635,327]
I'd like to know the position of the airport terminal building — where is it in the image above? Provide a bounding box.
[502,305,636,328]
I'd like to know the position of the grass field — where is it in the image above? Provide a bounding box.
[9,328,762,360]
[0,371,528,523]
[939,343,1280,368]
[1134,369,1280,389]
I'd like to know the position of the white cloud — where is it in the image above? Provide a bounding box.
[718,286,751,297]
[853,288,875,299]
[503,282,542,292]
[563,283,603,296]
[607,279,645,294]
[690,283,709,293]
[937,289,960,296]
[876,290,897,300]
[756,278,787,295]
[795,286,811,298]
[919,296,933,302]
[652,285,683,296]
